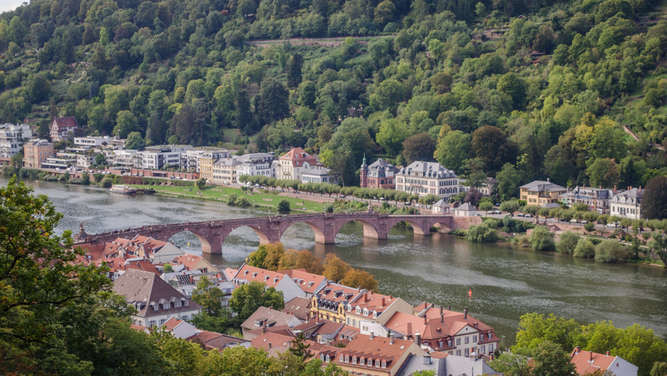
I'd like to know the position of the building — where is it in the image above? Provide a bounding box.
[277,147,328,181]
[311,282,363,323]
[570,348,638,376]
[282,297,312,321]
[50,117,78,142]
[384,304,500,357]
[112,269,201,327]
[360,156,398,189]
[235,152,275,180]
[395,161,463,198]
[399,353,501,376]
[140,145,192,170]
[74,136,124,149]
[232,264,306,303]
[112,150,141,169]
[280,269,327,298]
[300,166,338,184]
[0,123,32,161]
[188,330,248,351]
[610,188,643,219]
[41,152,77,170]
[162,317,200,339]
[241,306,303,340]
[212,157,238,185]
[334,334,426,376]
[454,202,477,217]
[183,148,230,172]
[345,291,413,337]
[561,186,613,213]
[23,139,53,168]
[519,180,567,207]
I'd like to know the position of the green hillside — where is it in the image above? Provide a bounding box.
[0,0,665,188]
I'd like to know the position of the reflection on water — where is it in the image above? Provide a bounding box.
[6,178,667,342]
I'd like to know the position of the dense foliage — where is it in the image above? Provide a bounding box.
[511,313,667,376]
[0,0,664,187]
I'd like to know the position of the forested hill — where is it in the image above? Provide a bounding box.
[0,0,665,187]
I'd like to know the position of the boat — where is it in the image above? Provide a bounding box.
[109,185,137,194]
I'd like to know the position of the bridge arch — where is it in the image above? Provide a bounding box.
[166,229,212,254]
[279,220,326,246]
[332,217,383,242]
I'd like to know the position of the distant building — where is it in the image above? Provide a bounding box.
[140,145,192,170]
[183,148,230,173]
[560,186,613,213]
[23,139,53,168]
[232,264,306,303]
[334,334,425,376]
[241,306,303,340]
[50,117,78,142]
[277,147,328,181]
[74,136,124,149]
[235,152,275,180]
[454,202,477,217]
[41,152,77,170]
[0,123,32,160]
[212,157,238,185]
[311,282,363,324]
[112,269,201,327]
[520,180,567,206]
[610,188,643,219]
[345,291,413,337]
[360,156,398,189]
[432,199,450,214]
[570,348,638,376]
[395,161,463,198]
[300,167,338,184]
[400,353,501,376]
[111,150,140,169]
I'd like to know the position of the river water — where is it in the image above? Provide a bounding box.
[6,178,667,343]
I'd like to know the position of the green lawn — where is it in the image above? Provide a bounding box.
[131,184,327,213]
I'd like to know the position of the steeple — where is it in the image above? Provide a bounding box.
[361,153,367,167]
[360,153,368,188]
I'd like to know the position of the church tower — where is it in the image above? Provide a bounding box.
[360,154,368,188]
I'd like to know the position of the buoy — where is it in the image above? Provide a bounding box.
[468,288,472,298]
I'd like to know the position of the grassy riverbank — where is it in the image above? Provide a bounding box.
[130,184,328,213]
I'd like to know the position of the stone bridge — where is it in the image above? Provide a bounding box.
[75,213,481,255]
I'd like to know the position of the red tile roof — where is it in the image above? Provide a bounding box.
[233,264,286,288]
[281,269,326,294]
[350,291,396,316]
[570,349,617,375]
[163,317,183,331]
[279,147,319,167]
[251,332,294,356]
[317,282,362,304]
[53,116,78,128]
[283,297,311,321]
[335,334,416,371]
[126,259,160,275]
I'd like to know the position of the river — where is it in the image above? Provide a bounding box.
[5,178,667,343]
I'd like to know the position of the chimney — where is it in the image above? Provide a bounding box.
[441,314,444,323]
[464,308,468,319]
[606,351,610,356]
[382,296,386,306]
[407,322,412,337]
[415,333,422,346]
[370,331,374,340]
[389,336,394,345]
[440,306,443,316]
[589,351,593,362]
[424,314,427,325]
[448,305,451,310]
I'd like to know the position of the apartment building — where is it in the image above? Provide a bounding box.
[140,145,192,170]
[395,161,463,198]
[610,188,643,219]
[520,180,567,207]
[235,152,275,179]
[560,186,613,213]
[0,123,32,160]
[23,139,53,168]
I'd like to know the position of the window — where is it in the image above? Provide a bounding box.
[473,335,477,343]
[465,336,469,344]
[456,350,461,356]
[456,338,461,345]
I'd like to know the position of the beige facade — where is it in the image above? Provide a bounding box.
[519,180,567,206]
[23,139,54,168]
[198,156,215,181]
[212,158,237,185]
[395,161,463,198]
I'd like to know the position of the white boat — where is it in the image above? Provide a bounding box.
[109,185,137,194]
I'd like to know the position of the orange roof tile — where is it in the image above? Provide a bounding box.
[250,332,294,356]
[281,269,326,294]
[317,282,361,304]
[570,349,616,375]
[279,147,319,167]
[234,264,286,288]
[335,334,415,371]
[163,317,183,331]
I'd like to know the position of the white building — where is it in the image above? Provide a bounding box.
[182,148,231,172]
[140,145,192,170]
[112,269,201,328]
[0,123,32,159]
[74,136,124,149]
[112,149,141,169]
[41,152,78,170]
[235,152,275,180]
[395,161,463,198]
[610,188,643,219]
[570,348,638,376]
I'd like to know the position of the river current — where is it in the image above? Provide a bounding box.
[6,178,666,343]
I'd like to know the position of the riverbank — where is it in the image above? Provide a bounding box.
[129,183,328,213]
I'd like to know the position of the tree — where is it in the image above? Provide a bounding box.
[289,332,312,360]
[557,231,580,255]
[113,110,138,138]
[496,163,523,201]
[26,73,51,103]
[641,176,666,219]
[323,253,351,282]
[258,79,290,124]
[574,238,595,258]
[402,133,435,164]
[594,240,629,263]
[0,178,113,374]
[229,281,284,321]
[197,178,206,189]
[586,158,620,188]
[286,53,304,88]
[530,226,555,251]
[650,362,667,376]
[191,276,225,316]
[498,72,527,109]
[340,269,378,291]
[531,340,576,376]
[471,125,517,175]
[434,130,471,173]
[125,131,145,150]
[278,199,291,214]
[466,224,499,243]
[513,313,582,355]
[320,118,375,185]
[489,352,531,376]
[647,233,666,267]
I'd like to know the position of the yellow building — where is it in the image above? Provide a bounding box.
[23,139,53,168]
[311,282,361,324]
[198,156,215,182]
[519,180,567,207]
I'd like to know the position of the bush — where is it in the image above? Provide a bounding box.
[557,231,580,255]
[594,240,630,263]
[584,222,595,232]
[466,224,499,243]
[478,200,493,211]
[101,177,113,188]
[574,238,595,258]
[278,199,291,214]
[500,199,522,213]
[530,226,555,251]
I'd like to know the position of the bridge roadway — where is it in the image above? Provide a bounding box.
[75,212,481,255]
